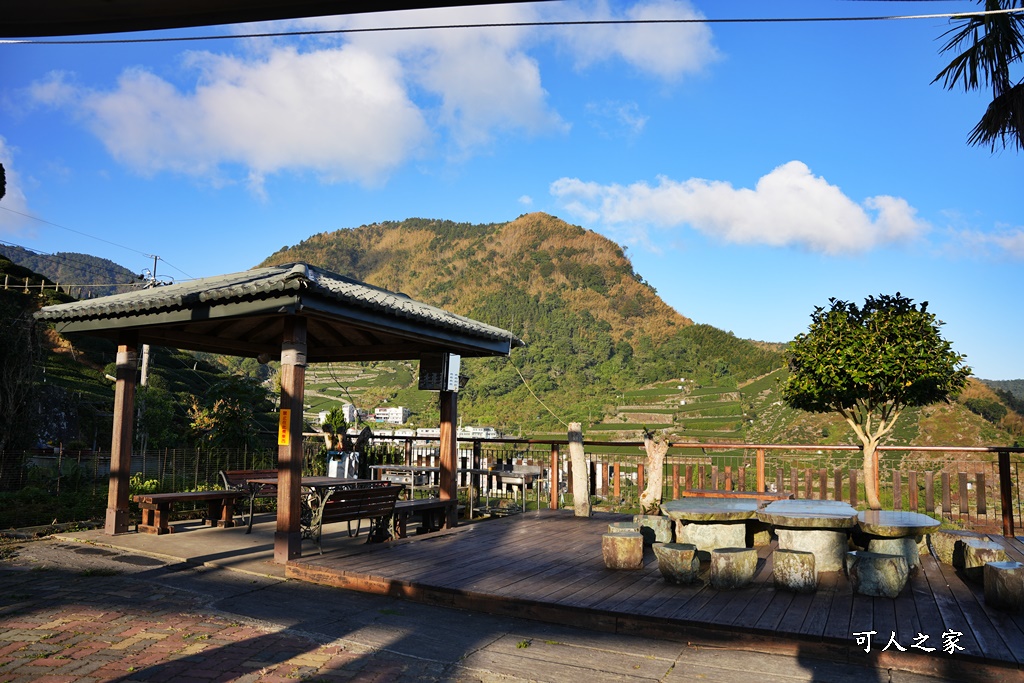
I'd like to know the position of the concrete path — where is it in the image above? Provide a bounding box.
[0,536,971,682]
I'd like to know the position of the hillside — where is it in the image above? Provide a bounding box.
[261,213,785,431]
[0,244,142,298]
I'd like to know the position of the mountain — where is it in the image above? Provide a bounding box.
[0,245,142,298]
[260,213,785,431]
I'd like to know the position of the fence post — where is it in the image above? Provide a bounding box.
[756,448,765,492]
[909,471,918,512]
[849,469,858,507]
[549,444,559,510]
[999,450,1015,537]
[672,464,679,499]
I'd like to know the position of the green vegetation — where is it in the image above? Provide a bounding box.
[783,293,971,509]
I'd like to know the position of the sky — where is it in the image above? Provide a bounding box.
[0,0,1021,379]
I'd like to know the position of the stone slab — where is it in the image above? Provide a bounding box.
[677,521,747,560]
[962,538,1007,584]
[929,528,987,566]
[634,514,673,545]
[602,531,643,570]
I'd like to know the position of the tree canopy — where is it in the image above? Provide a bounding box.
[934,0,1024,151]
[782,293,971,508]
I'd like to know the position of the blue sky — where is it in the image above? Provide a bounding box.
[1,1,1020,379]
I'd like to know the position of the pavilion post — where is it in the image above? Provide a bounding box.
[105,333,138,535]
[438,389,458,529]
[275,317,307,563]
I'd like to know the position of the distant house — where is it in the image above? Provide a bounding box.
[375,406,410,424]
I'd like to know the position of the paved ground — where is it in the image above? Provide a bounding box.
[0,537,972,683]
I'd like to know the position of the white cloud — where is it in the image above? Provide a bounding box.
[551,0,720,79]
[951,226,1024,260]
[585,100,648,138]
[551,161,931,254]
[518,194,533,206]
[0,137,35,236]
[46,46,430,190]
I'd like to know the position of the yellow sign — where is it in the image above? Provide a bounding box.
[278,409,291,446]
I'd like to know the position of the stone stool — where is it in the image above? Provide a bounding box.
[653,542,700,584]
[847,550,908,598]
[962,539,1007,584]
[930,529,987,565]
[710,547,757,589]
[774,548,817,593]
[607,521,639,534]
[602,531,643,570]
[634,514,673,545]
[868,537,924,575]
[984,561,1024,613]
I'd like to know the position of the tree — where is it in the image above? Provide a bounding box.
[638,429,669,514]
[782,294,971,509]
[933,0,1024,151]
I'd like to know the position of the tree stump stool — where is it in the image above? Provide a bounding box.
[847,550,908,598]
[984,561,1024,613]
[962,539,1007,584]
[773,548,817,593]
[602,531,643,570]
[634,514,673,545]
[653,542,700,584]
[929,529,986,566]
[710,547,757,589]
[607,521,639,534]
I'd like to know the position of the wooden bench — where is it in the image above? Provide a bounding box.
[132,490,246,535]
[676,489,794,506]
[219,469,278,533]
[308,484,404,553]
[394,498,460,538]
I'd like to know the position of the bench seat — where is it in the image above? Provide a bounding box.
[308,484,404,553]
[132,490,246,535]
[394,498,461,538]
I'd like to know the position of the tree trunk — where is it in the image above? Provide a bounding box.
[863,441,882,510]
[639,431,668,514]
[568,422,591,517]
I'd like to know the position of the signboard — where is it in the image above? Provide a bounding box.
[418,353,461,392]
[278,409,291,446]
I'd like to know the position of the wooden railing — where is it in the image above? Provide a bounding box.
[361,436,1024,537]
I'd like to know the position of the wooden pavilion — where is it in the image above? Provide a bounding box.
[35,262,522,562]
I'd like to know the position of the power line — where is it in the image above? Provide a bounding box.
[3,7,1022,46]
[0,206,195,280]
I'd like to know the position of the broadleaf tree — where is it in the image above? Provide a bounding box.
[782,294,971,509]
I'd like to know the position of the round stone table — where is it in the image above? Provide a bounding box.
[857,510,941,572]
[757,499,858,572]
[660,498,759,558]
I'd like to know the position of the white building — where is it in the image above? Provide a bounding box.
[319,402,358,426]
[457,426,500,440]
[374,406,410,424]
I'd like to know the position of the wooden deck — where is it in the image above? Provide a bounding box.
[288,509,1024,679]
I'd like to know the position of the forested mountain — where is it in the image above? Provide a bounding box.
[261,213,784,431]
[0,244,142,297]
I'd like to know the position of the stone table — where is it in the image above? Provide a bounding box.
[856,510,941,572]
[660,498,759,558]
[757,499,858,572]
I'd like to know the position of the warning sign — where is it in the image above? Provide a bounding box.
[278,409,291,446]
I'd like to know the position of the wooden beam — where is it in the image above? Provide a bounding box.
[275,317,307,563]
[438,390,458,529]
[105,333,138,535]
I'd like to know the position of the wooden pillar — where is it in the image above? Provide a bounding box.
[438,389,458,528]
[549,444,560,509]
[756,448,765,492]
[274,318,306,564]
[105,334,138,535]
[999,451,1014,537]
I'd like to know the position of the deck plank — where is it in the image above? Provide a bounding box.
[286,509,1023,674]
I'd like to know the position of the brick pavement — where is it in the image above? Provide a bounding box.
[0,538,964,683]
